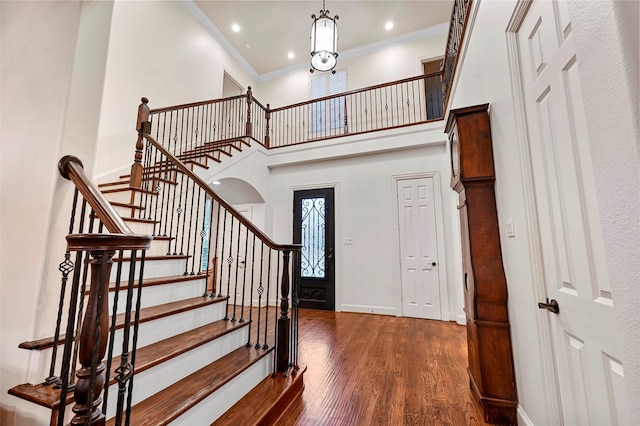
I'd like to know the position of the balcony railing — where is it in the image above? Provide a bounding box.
[441,0,473,109]
[140,72,445,162]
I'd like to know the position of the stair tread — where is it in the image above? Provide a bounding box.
[98,180,129,188]
[19,295,225,350]
[113,254,189,262]
[9,318,248,409]
[212,365,306,426]
[107,346,272,426]
[121,217,158,224]
[110,201,145,210]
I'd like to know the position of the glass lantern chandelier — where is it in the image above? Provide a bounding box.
[310,0,339,73]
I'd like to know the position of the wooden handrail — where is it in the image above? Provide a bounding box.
[58,156,135,235]
[270,72,441,112]
[149,94,247,115]
[141,133,301,252]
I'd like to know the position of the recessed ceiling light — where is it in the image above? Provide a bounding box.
[231,23,240,33]
[287,52,295,59]
[244,42,252,50]
[212,181,221,185]
[385,21,394,31]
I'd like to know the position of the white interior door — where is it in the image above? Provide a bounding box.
[397,177,441,320]
[517,1,630,423]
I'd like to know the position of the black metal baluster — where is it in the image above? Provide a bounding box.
[175,172,187,257]
[225,216,235,321]
[232,222,242,322]
[186,176,199,275]
[196,189,206,276]
[45,187,79,386]
[239,224,250,322]
[255,242,265,348]
[102,250,125,415]
[56,249,84,426]
[212,202,222,297]
[263,248,272,349]
[218,209,228,300]
[61,200,90,390]
[125,250,146,426]
[113,249,138,426]
[246,234,257,346]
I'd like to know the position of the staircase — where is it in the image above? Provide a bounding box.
[8,125,303,424]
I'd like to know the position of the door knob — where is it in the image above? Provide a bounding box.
[537,298,560,314]
[431,262,437,267]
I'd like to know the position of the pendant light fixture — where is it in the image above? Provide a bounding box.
[310,0,339,73]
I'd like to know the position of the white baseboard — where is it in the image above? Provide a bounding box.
[340,304,397,316]
[517,405,535,426]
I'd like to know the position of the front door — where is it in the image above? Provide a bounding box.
[516,1,629,423]
[293,188,335,310]
[396,177,441,320]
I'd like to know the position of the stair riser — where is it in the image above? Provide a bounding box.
[109,277,207,315]
[24,301,228,384]
[103,190,155,206]
[120,220,156,236]
[112,257,187,281]
[132,301,228,350]
[103,327,250,419]
[170,353,273,425]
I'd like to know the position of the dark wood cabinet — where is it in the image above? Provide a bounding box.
[446,104,518,424]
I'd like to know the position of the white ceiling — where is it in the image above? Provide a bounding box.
[190,0,453,77]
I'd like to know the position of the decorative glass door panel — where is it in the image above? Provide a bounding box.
[293,188,335,310]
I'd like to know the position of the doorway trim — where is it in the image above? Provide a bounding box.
[289,182,341,311]
[391,171,449,320]
[505,0,562,422]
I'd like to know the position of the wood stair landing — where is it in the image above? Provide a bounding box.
[213,366,306,426]
[106,346,273,426]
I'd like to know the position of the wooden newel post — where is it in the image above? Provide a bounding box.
[71,248,114,426]
[265,104,271,148]
[245,86,253,138]
[129,97,151,189]
[277,250,291,372]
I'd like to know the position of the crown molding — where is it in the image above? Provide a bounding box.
[260,22,449,82]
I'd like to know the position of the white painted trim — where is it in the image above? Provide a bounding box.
[505,1,563,423]
[416,54,445,77]
[340,304,397,316]
[391,172,449,321]
[289,182,342,311]
[517,405,536,426]
[181,0,259,81]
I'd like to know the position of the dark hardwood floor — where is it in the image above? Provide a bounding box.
[278,309,489,426]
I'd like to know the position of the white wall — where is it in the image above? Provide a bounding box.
[0,1,83,424]
[199,124,462,320]
[448,0,640,423]
[257,29,448,108]
[94,1,259,179]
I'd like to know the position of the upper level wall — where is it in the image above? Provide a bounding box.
[95,1,259,178]
[256,28,448,108]
[197,123,463,324]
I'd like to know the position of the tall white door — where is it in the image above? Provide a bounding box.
[397,177,441,320]
[516,1,630,423]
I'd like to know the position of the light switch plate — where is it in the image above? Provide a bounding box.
[344,238,353,245]
[505,219,516,237]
